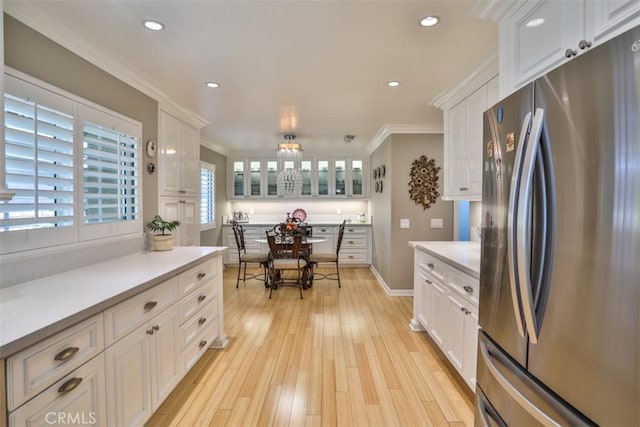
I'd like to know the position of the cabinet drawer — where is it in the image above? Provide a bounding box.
[342,226,367,235]
[9,354,107,426]
[314,226,335,235]
[6,314,104,412]
[178,279,215,325]
[103,277,178,345]
[449,270,479,305]
[178,261,215,297]
[339,250,367,263]
[341,237,367,248]
[180,300,216,348]
[418,251,449,284]
[181,322,218,373]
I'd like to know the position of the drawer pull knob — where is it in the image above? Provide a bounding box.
[146,328,155,335]
[198,295,207,303]
[144,301,158,311]
[463,286,473,293]
[425,279,432,284]
[197,272,206,279]
[153,325,160,331]
[54,346,80,362]
[348,255,354,259]
[199,340,208,348]
[427,263,434,269]
[460,306,466,312]
[199,317,207,326]
[348,240,354,244]
[58,377,83,394]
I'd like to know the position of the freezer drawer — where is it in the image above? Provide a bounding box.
[476,332,594,426]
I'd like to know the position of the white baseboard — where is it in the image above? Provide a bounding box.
[409,319,424,331]
[369,265,414,297]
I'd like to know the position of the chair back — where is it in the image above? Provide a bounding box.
[266,231,304,259]
[335,220,347,255]
[232,220,247,255]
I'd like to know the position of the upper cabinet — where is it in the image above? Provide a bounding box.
[228,156,367,200]
[158,111,199,197]
[499,0,640,94]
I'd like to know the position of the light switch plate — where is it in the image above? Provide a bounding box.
[431,218,444,228]
[400,219,410,229]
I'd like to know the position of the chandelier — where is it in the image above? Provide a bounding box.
[276,134,303,197]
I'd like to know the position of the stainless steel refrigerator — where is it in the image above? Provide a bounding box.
[476,25,639,426]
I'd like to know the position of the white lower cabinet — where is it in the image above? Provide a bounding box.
[3,253,225,427]
[412,248,479,391]
[9,354,107,427]
[105,304,181,426]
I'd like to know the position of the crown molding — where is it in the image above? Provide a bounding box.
[5,4,208,129]
[469,0,516,22]
[430,51,499,111]
[366,124,443,154]
[200,135,229,157]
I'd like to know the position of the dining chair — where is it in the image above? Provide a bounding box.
[232,220,269,288]
[266,231,308,299]
[308,220,346,288]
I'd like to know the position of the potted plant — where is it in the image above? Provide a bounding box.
[145,215,181,251]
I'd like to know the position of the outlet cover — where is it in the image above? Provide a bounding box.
[431,218,444,228]
[400,219,410,229]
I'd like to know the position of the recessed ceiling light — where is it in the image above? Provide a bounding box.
[143,20,164,31]
[387,81,401,87]
[205,82,220,88]
[419,15,439,27]
[525,18,545,28]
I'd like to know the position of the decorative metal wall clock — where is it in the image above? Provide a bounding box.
[408,155,440,209]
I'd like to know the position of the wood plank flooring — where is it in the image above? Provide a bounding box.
[147,267,475,426]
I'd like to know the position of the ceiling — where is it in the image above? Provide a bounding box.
[4,1,497,153]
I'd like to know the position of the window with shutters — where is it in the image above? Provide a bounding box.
[2,72,142,254]
[200,162,215,230]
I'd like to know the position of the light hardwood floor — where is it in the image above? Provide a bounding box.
[147,267,475,426]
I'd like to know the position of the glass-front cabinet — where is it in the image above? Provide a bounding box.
[332,158,366,198]
[229,156,367,199]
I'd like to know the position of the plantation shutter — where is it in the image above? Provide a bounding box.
[2,93,74,232]
[82,121,140,225]
[200,162,215,229]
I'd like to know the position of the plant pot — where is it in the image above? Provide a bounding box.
[153,235,174,251]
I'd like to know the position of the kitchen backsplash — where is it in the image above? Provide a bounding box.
[227,200,370,224]
[0,235,142,289]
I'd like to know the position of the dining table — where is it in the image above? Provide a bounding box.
[254,236,328,289]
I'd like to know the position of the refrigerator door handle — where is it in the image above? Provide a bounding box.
[476,387,507,427]
[479,337,562,427]
[516,107,545,343]
[507,111,532,339]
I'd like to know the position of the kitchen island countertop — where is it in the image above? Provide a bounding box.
[0,246,226,358]
[408,241,481,278]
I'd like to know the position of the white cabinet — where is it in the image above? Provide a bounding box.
[6,315,106,426]
[158,111,199,197]
[332,158,367,198]
[443,81,492,200]
[9,354,107,427]
[228,156,367,200]
[338,225,371,265]
[158,197,199,246]
[411,248,479,391]
[500,0,640,93]
[158,110,200,246]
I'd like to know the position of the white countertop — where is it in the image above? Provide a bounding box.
[0,246,226,358]
[408,241,481,278]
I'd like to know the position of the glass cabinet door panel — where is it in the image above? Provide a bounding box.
[300,160,312,196]
[249,160,261,196]
[351,159,363,196]
[266,160,278,196]
[334,160,346,196]
[317,160,330,196]
[233,161,245,197]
